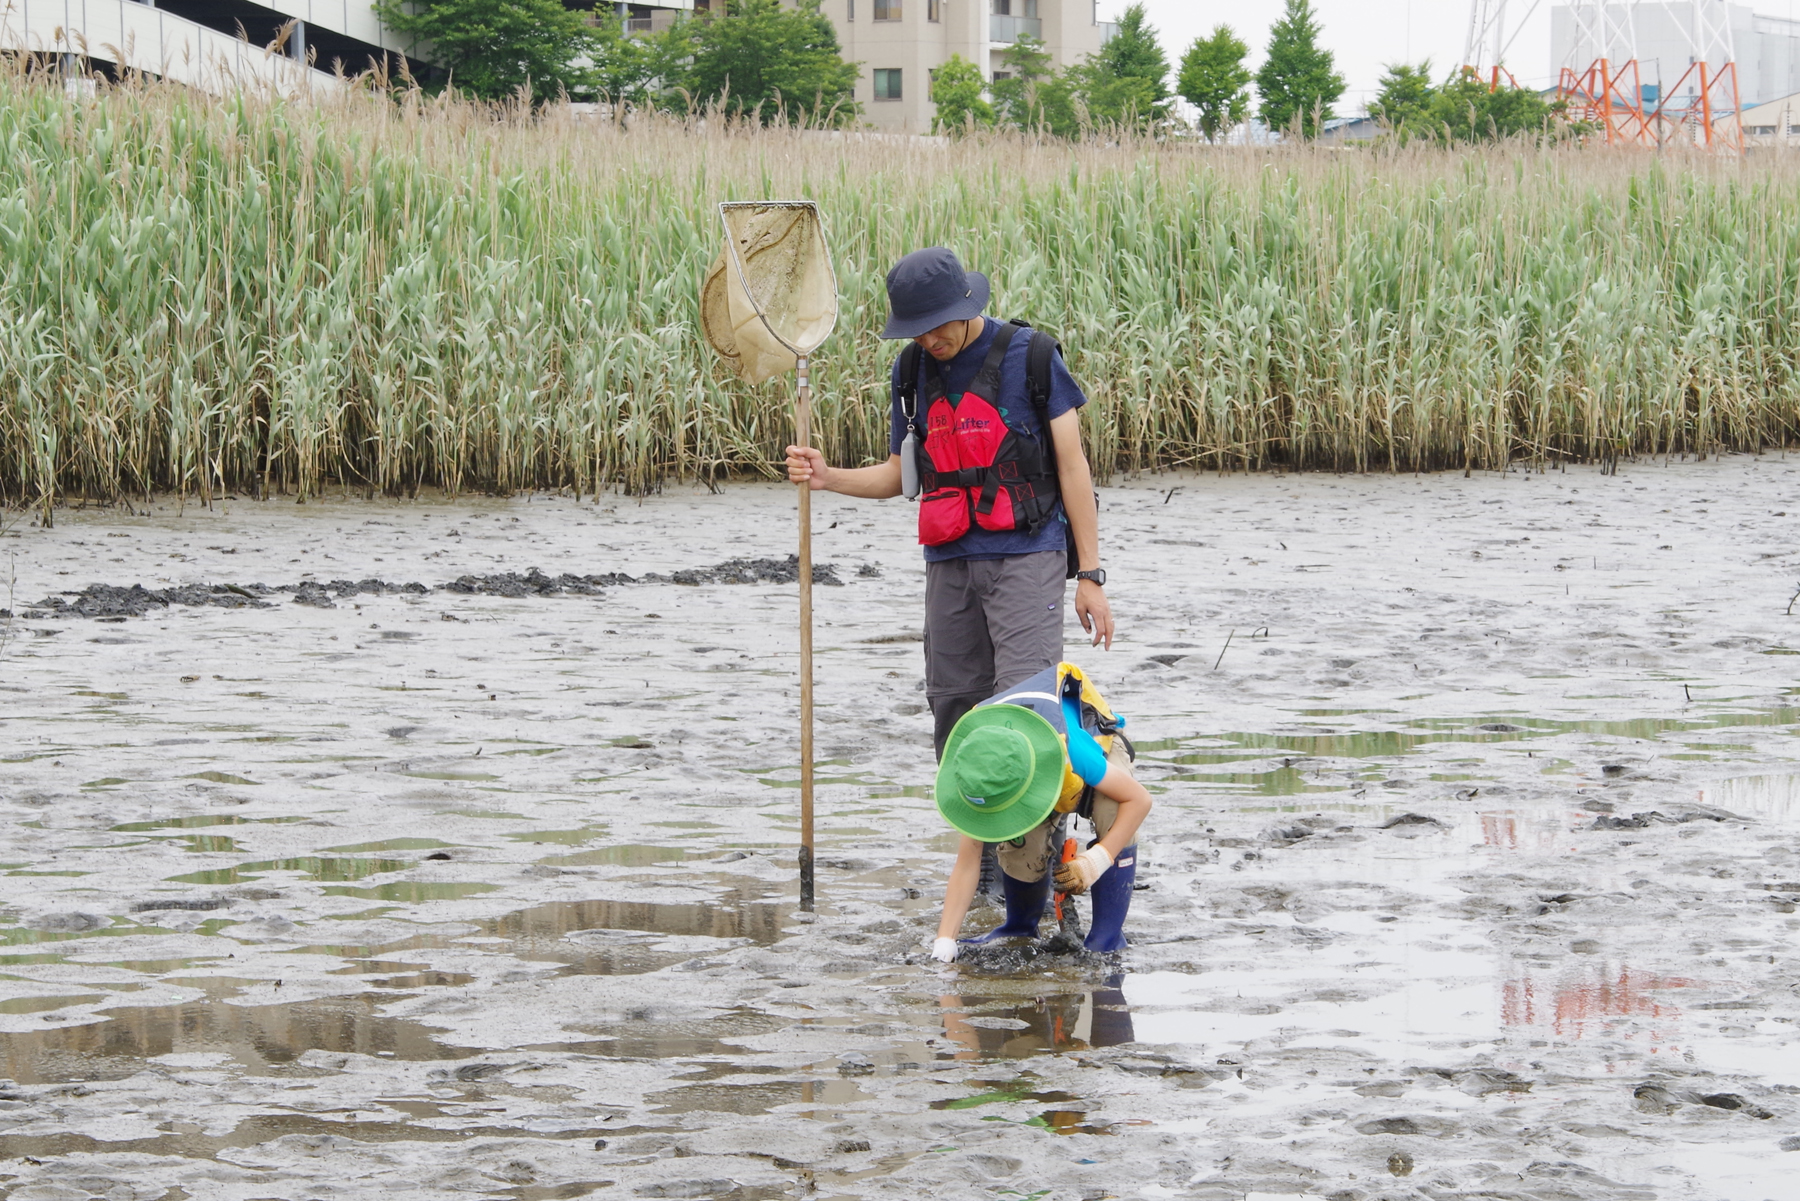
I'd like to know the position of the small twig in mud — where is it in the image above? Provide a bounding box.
[1683,683,1693,703]
[1163,486,1181,505]
[1250,626,1270,639]
[1787,584,1799,616]
[1213,629,1236,671]
[0,553,14,665]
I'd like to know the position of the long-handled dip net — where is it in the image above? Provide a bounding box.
[701,201,839,910]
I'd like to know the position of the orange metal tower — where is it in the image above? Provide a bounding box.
[1555,0,1654,145]
[1463,0,1537,90]
[1645,0,1744,152]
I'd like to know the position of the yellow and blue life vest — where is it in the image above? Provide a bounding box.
[979,662,1128,814]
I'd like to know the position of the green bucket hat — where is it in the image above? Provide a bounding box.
[935,704,1065,843]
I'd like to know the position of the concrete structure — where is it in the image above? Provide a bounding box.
[1740,87,1800,145]
[1551,3,1800,109]
[0,0,344,93]
[5,0,1112,127]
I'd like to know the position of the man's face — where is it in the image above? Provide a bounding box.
[914,318,971,362]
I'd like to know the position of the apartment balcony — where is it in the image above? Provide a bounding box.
[620,9,681,36]
[990,14,1042,43]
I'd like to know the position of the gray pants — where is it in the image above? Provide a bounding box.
[925,549,1066,760]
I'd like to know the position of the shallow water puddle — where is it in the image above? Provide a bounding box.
[1141,705,1800,794]
[167,856,415,885]
[647,1078,870,1114]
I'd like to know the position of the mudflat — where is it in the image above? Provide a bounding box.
[1,456,1797,1200]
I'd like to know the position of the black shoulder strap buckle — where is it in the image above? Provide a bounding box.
[897,343,922,423]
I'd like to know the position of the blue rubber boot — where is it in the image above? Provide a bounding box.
[961,870,1050,946]
[1083,844,1137,953]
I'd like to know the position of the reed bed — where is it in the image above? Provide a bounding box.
[3,70,1800,515]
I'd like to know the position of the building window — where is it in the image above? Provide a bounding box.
[847,0,853,19]
[873,68,903,100]
[928,0,941,20]
[874,0,901,19]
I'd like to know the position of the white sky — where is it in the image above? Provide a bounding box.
[1098,1,1562,116]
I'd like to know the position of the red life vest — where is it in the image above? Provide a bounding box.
[903,322,1059,547]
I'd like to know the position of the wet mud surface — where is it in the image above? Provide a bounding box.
[0,459,1798,1199]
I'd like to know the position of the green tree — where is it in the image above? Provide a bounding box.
[1082,3,1171,129]
[1426,68,1559,141]
[1369,61,1434,135]
[1177,24,1251,142]
[930,54,994,134]
[585,11,654,107]
[1255,0,1345,139]
[991,33,1051,129]
[679,0,859,126]
[990,35,1084,138]
[374,0,596,100]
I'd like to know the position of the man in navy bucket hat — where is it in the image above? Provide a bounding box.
[786,246,1115,808]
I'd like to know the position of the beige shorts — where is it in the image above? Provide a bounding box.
[992,742,1130,883]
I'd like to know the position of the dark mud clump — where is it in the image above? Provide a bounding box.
[292,579,431,607]
[29,582,275,618]
[30,556,846,619]
[648,555,843,588]
[443,569,629,597]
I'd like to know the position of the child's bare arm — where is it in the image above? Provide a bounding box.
[935,835,985,945]
[1091,763,1152,859]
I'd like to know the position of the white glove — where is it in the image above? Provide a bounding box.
[1054,844,1114,895]
[930,937,959,963]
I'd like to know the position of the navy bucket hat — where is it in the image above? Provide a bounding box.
[881,248,990,339]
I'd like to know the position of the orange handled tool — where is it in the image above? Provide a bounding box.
[1052,837,1078,921]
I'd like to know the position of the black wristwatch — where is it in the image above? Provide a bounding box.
[1076,568,1106,587]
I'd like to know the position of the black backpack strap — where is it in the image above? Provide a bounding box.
[971,320,1020,392]
[1024,325,1061,416]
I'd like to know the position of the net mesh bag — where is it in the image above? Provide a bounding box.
[702,203,837,385]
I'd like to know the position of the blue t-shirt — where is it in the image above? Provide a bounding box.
[888,318,1088,562]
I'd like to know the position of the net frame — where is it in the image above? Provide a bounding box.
[714,200,838,363]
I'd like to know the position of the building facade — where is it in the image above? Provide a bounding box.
[1551,3,1800,110]
[827,0,1114,134]
[1740,88,1800,145]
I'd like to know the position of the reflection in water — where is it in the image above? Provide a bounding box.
[1477,808,1587,852]
[0,893,785,1087]
[486,893,786,965]
[939,976,1134,1058]
[0,994,472,1084]
[0,1115,612,1163]
[1503,962,1694,1045]
[1696,772,1800,822]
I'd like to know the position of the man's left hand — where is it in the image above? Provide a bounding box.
[1075,580,1113,649]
